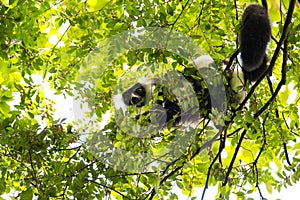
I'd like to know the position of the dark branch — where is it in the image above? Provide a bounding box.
[261,0,268,11]
[201,145,223,200]
[170,0,190,27]
[87,179,131,199]
[222,129,247,187]
[253,114,268,199]
[281,35,293,166]
[224,48,240,71]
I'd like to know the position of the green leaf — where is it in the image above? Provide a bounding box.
[0,102,11,117]
[20,188,33,200]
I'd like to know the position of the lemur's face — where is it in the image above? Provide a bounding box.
[122,83,147,107]
[121,77,157,108]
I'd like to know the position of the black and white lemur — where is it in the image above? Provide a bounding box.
[116,4,271,128]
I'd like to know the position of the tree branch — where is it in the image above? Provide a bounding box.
[170,0,190,28]
[253,113,268,199]
[222,129,246,187]
[87,178,131,199]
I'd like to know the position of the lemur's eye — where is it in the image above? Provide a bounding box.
[134,87,146,97]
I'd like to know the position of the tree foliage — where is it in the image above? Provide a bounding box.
[0,0,299,199]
